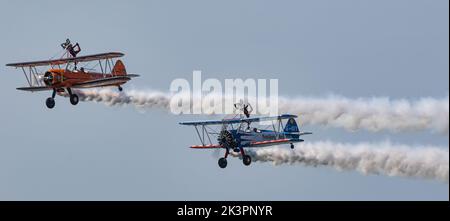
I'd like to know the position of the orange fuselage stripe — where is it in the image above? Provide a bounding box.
[250,138,290,145]
[48,69,120,88]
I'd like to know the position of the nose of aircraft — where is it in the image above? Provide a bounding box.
[43,71,53,86]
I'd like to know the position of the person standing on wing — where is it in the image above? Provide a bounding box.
[61,39,81,69]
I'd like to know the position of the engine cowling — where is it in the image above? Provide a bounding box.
[218,130,237,149]
[43,71,54,86]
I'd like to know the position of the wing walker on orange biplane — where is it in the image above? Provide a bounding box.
[6,39,139,109]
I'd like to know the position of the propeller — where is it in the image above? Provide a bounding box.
[217,129,237,150]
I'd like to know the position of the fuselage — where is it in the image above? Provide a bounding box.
[43,69,127,88]
[230,128,302,148]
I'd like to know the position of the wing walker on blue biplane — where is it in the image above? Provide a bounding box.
[180,103,312,168]
[6,39,139,109]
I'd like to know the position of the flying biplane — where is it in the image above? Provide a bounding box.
[6,39,139,109]
[179,104,312,168]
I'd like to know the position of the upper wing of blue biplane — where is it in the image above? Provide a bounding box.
[179,114,297,126]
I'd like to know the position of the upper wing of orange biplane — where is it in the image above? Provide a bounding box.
[6,52,124,68]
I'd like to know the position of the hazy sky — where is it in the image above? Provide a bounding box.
[0,0,448,200]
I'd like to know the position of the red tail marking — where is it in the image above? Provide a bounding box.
[112,60,126,76]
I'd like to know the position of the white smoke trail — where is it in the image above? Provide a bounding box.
[279,95,449,134]
[70,89,449,182]
[70,89,449,134]
[235,141,449,183]
[71,89,171,110]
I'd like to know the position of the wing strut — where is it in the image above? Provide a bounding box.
[20,66,43,87]
[21,67,31,86]
[193,124,215,146]
[194,126,204,146]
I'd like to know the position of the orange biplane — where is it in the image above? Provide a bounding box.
[6,39,139,109]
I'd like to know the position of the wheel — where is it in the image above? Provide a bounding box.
[218,157,227,168]
[290,144,295,149]
[70,94,79,105]
[46,97,55,109]
[243,155,251,166]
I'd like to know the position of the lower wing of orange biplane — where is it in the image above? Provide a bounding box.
[16,74,139,92]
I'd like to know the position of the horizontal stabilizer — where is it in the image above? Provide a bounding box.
[299,132,313,136]
[126,74,140,78]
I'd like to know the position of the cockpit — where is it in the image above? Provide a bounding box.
[244,127,261,133]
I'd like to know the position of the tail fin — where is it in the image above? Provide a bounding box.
[112,60,127,76]
[284,118,299,133]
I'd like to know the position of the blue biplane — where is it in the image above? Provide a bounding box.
[179,107,312,168]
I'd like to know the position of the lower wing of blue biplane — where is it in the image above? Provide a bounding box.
[189,138,305,149]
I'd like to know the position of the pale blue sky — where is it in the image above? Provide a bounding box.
[0,0,448,200]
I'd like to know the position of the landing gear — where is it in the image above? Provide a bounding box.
[45,89,57,109]
[67,88,79,105]
[240,148,251,166]
[290,143,295,149]
[215,147,252,168]
[218,148,230,168]
[44,88,80,108]
[46,97,55,109]
[243,155,252,166]
[118,86,123,92]
[218,158,228,168]
[70,94,79,105]
[216,146,252,168]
